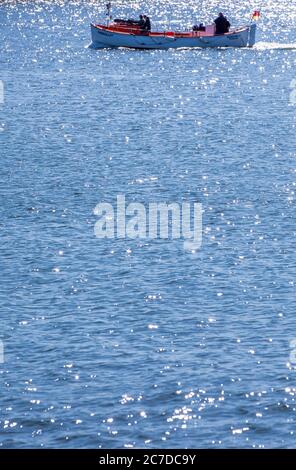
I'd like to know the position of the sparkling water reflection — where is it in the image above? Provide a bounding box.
[0,0,296,449]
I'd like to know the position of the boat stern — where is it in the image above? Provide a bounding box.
[248,23,257,47]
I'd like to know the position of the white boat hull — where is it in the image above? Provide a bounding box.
[90,23,257,50]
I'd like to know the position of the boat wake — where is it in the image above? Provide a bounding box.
[254,41,296,50]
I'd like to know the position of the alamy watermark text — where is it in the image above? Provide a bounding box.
[94,195,202,250]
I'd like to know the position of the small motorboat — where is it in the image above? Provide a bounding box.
[90,22,257,49]
[89,9,258,50]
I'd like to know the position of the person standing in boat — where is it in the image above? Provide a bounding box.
[143,15,151,32]
[214,12,230,34]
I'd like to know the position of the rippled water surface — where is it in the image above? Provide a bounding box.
[0,0,296,448]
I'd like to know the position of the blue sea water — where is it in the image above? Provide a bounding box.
[0,0,296,449]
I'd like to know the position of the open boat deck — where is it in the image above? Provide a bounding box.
[95,23,219,38]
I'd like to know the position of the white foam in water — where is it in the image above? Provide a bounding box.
[254,41,296,50]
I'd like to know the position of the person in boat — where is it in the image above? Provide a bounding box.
[143,15,151,32]
[138,15,146,29]
[214,12,230,34]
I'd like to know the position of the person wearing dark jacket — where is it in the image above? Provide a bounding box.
[143,15,151,31]
[214,12,230,34]
[138,15,145,29]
